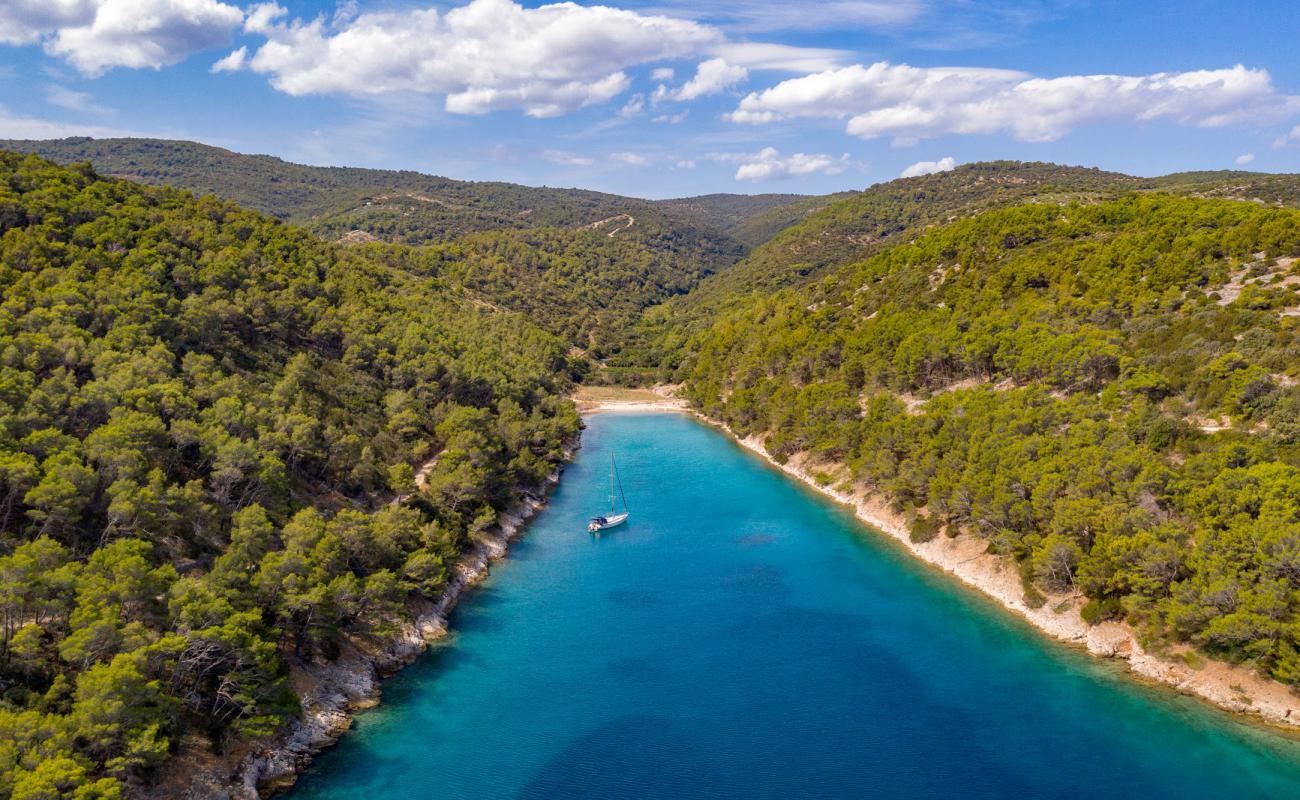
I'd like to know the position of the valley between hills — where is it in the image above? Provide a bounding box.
[3,137,1300,797]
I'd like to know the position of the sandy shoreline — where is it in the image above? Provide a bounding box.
[580,398,689,414]
[572,385,688,415]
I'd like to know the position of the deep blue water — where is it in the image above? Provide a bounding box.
[291,413,1300,799]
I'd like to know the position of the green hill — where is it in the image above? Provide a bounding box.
[0,137,811,250]
[650,192,851,247]
[681,192,1300,686]
[654,163,1143,320]
[0,152,580,797]
[1152,170,1300,206]
[633,161,1300,377]
[0,137,646,231]
[0,138,760,360]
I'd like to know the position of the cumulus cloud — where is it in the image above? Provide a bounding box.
[241,0,718,118]
[673,58,747,101]
[731,61,1300,142]
[1234,152,1255,165]
[900,156,956,177]
[211,45,247,73]
[39,0,244,76]
[709,147,849,181]
[651,67,675,81]
[0,0,98,45]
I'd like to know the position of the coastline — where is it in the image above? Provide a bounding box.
[169,387,1300,797]
[159,441,577,799]
[575,384,1300,732]
[572,385,688,415]
[693,413,1300,732]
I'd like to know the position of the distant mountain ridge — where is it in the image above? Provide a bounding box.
[0,137,816,247]
[634,160,1300,375]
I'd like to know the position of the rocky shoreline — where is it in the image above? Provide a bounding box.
[575,385,1300,731]
[168,398,1300,798]
[165,444,574,799]
[695,414,1300,732]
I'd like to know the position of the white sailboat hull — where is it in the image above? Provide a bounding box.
[588,512,629,532]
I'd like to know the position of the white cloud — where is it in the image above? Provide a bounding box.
[900,156,956,177]
[211,45,247,73]
[710,146,849,181]
[0,104,136,138]
[243,0,719,117]
[654,110,689,124]
[42,0,244,76]
[610,151,651,166]
[0,0,98,46]
[620,94,645,117]
[542,149,595,167]
[644,0,924,33]
[45,85,110,114]
[731,61,1300,142]
[1234,152,1255,165]
[1274,124,1300,148]
[651,67,675,81]
[673,58,747,101]
[243,2,283,32]
[675,159,696,169]
[709,42,848,73]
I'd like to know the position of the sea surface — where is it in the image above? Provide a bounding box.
[292,412,1300,799]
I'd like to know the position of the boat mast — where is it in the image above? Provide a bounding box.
[608,455,617,512]
[612,454,628,513]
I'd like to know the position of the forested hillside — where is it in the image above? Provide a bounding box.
[681,194,1300,685]
[650,192,852,248]
[0,139,756,361]
[1153,170,1300,207]
[644,163,1144,339]
[0,138,798,248]
[0,153,580,798]
[0,138,651,233]
[4,142,1300,797]
[635,161,1300,378]
[424,224,740,359]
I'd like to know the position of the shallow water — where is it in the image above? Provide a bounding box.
[292,413,1300,799]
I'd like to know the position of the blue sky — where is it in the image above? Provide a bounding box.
[1,0,1298,198]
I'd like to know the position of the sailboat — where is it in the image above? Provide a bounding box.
[588,454,629,533]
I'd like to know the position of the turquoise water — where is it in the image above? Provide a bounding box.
[292,413,1300,799]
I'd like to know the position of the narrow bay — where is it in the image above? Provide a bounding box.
[292,412,1300,799]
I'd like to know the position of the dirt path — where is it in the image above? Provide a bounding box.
[584,214,635,237]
